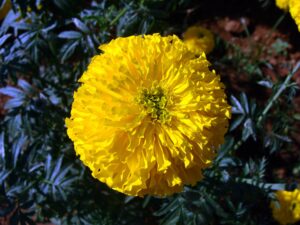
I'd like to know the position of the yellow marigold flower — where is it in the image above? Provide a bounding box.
[289,0,300,31]
[66,34,231,196]
[0,0,11,20]
[275,0,300,31]
[183,26,215,55]
[271,189,300,225]
[275,0,290,10]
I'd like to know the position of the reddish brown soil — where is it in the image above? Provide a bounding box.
[0,94,9,118]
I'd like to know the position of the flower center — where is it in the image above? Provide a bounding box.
[138,86,170,123]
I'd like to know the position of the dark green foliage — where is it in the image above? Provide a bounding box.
[0,0,299,224]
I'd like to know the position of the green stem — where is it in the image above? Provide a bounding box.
[271,13,286,34]
[110,7,128,26]
[233,140,243,151]
[233,62,300,151]
[257,62,300,125]
[241,18,251,38]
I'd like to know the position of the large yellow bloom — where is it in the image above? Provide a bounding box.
[66,34,231,196]
[183,26,215,55]
[271,189,300,225]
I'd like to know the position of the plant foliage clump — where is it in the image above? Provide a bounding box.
[0,0,299,224]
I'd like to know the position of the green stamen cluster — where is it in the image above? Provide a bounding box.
[138,86,170,123]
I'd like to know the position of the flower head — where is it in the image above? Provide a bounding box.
[271,189,300,225]
[66,34,231,196]
[183,26,215,55]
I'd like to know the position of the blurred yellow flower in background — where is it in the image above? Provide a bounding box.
[183,26,215,55]
[275,0,289,10]
[289,0,300,31]
[271,189,300,225]
[0,0,11,20]
[275,0,300,31]
[66,34,230,196]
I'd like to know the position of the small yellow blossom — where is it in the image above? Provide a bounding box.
[289,0,300,31]
[271,189,300,225]
[66,34,231,196]
[275,0,300,31]
[275,0,290,10]
[183,26,215,55]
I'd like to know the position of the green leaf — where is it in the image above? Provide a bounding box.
[257,80,273,88]
[72,18,89,33]
[4,97,25,109]
[240,93,249,114]
[0,170,11,184]
[230,95,244,114]
[58,31,82,39]
[0,87,24,98]
[0,33,11,47]
[12,135,27,168]
[154,199,179,216]
[229,115,245,131]
[242,118,256,141]
[0,132,5,161]
[17,79,34,94]
[61,41,79,62]
[216,137,235,162]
